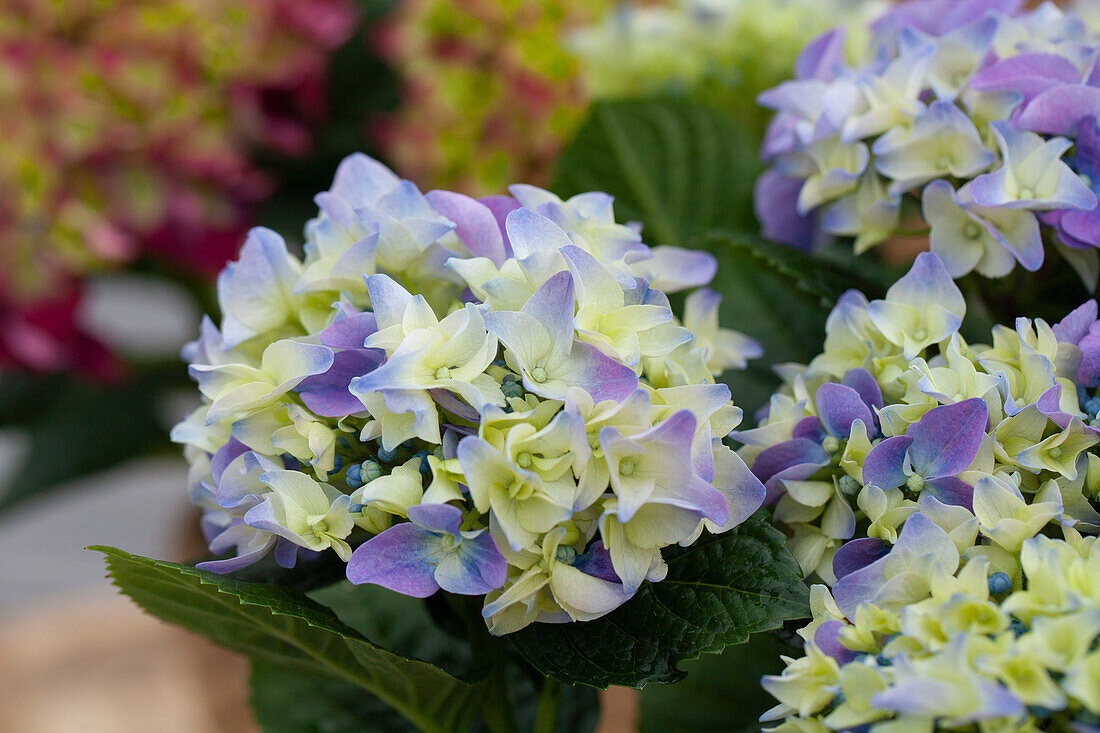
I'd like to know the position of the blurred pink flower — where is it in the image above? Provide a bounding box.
[0,0,357,375]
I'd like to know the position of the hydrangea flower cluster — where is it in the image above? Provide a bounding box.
[375,0,609,196]
[736,252,1100,730]
[755,0,1100,279]
[0,0,355,373]
[570,0,881,140]
[174,152,766,635]
[763,526,1100,732]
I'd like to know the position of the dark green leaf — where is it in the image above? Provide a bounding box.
[251,583,598,733]
[92,547,485,733]
[638,632,796,732]
[506,513,809,690]
[550,98,760,247]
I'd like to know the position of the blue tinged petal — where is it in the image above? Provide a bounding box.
[862,435,913,491]
[329,153,401,206]
[905,398,988,478]
[815,382,874,438]
[346,523,442,597]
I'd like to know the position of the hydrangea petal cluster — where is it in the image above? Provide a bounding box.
[570,0,884,141]
[0,0,356,373]
[737,252,1100,730]
[175,152,765,634]
[755,0,1100,279]
[375,0,610,196]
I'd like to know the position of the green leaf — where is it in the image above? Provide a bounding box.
[250,583,598,733]
[550,98,761,247]
[506,513,810,690]
[638,632,796,732]
[251,662,404,733]
[91,547,485,733]
[697,233,893,416]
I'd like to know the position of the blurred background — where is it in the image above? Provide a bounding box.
[0,0,1071,730]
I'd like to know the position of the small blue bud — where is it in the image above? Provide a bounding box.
[346,463,363,488]
[349,503,366,514]
[330,454,343,473]
[1009,618,1027,637]
[1085,396,1100,419]
[988,571,1012,595]
[414,450,431,474]
[377,446,398,463]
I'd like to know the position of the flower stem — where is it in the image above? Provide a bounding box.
[533,678,562,733]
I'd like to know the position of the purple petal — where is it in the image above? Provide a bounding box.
[754,169,818,251]
[196,538,276,574]
[1061,208,1100,248]
[791,415,825,442]
[428,389,481,422]
[924,476,975,510]
[1017,85,1100,137]
[1035,383,1077,431]
[970,53,1082,106]
[297,350,383,417]
[842,368,885,413]
[426,190,506,266]
[796,28,846,81]
[320,311,378,350]
[816,382,873,438]
[647,409,699,456]
[751,439,830,484]
[523,270,575,344]
[1052,299,1098,346]
[567,341,640,404]
[833,537,890,580]
[1077,116,1100,180]
[862,436,914,490]
[634,246,717,292]
[571,541,621,583]
[434,532,507,595]
[407,502,463,537]
[814,620,859,664]
[832,513,948,618]
[274,539,306,569]
[1080,322,1100,387]
[906,398,988,477]
[210,438,249,486]
[478,195,520,258]
[505,207,571,261]
[346,523,441,597]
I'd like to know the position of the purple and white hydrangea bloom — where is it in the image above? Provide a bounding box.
[172,152,766,635]
[756,0,1100,281]
[739,252,1100,731]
